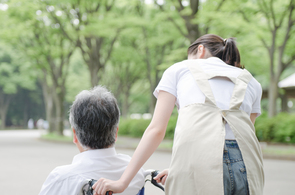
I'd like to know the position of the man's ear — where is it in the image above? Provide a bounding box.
[73,128,78,144]
[115,127,119,142]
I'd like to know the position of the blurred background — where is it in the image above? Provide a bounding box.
[0,0,295,136]
[0,0,294,194]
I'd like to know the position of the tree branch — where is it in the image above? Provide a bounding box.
[283,55,295,70]
[216,0,225,12]
[177,0,184,11]
[104,29,121,65]
[190,0,200,16]
[204,0,226,33]
[105,0,116,11]
[269,0,277,27]
[278,1,294,70]
[260,38,270,54]
[238,9,250,23]
[257,0,273,31]
[168,17,188,38]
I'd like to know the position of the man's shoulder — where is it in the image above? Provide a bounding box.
[39,164,88,195]
[47,161,77,177]
[42,164,79,187]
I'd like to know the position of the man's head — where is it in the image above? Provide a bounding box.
[69,86,120,151]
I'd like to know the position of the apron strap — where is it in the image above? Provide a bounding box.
[187,60,253,110]
[229,69,253,110]
[187,61,217,107]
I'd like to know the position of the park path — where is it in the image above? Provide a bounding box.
[0,130,294,195]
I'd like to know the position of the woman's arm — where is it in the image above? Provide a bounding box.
[250,113,258,125]
[93,91,176,195]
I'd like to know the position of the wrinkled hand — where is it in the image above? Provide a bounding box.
[92,178,126,195]
[153,169,169,185]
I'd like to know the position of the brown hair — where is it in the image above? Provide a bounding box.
[187,34,243,68]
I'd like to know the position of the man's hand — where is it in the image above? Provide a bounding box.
[153,169,169,185]
[92,178,126,195]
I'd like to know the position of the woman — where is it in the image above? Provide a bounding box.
[93,34,264,195]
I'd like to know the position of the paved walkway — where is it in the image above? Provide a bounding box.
[0,130,294,195]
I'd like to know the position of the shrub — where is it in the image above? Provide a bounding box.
[118,118,150,137]
[272,113,295,143]
[119,112,295,144]
[255,113,276,142]
[118,116,178,139]
[255,112,295,143]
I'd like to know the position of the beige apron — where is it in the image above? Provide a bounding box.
[165,62,264,195]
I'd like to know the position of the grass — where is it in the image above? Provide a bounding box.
[39,133,295,159]
[158,140,173,150]
[41,132,73,143]
[262,145,295,156]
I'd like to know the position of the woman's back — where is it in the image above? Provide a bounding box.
[154,57,262,139]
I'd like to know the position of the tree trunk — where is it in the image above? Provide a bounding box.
[187,22,201,43]
[122,89,130,118]
[40,71,55,133]
[280,93,288,112]
[54,90,65,136]
[0,109,7,129]
[0,94,11,129]
[90,64,100,87]
[46,94,55,133]
[23,91,28,128]
[268,78,278,117]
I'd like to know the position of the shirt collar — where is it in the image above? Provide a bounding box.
[72,147,117,164]
[207,56,224,62]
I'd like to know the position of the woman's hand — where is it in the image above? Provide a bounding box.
[92,178,126,195]
[154,169,169,185]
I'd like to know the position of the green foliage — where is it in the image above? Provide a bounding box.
[119,113,295,144]
[118,115,178,139]
[255,113,295,143]
[118,118,150,137]
[65,50,91,103]
[0,0,294,131]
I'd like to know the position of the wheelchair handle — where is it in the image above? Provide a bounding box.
[151,170,165,191]
[83,179,112,195]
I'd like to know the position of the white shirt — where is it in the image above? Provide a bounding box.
[154,57,262,140]
[39,147,145,195]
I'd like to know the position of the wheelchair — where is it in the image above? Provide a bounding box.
[81,170,164,195]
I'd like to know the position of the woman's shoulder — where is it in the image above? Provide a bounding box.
[164,60,195,78]
[166,60,189,71]
[249,76,262,92]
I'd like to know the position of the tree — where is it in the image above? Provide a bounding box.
[132,2,182,113]
[236,0,295,116]
[0,44,35,129]
[102,30,146,117]
[2,0,75,134]
[47,0,122,87]
[32,18,75,135]
[154,0,227,43]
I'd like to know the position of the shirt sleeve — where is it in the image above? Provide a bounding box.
[39,171,61,195]
[251,82,263,117]
[39,171,85,195]
[153,66,177,99]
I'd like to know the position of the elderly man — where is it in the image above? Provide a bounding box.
[39,86,145,195]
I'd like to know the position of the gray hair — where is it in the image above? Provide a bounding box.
[69,86,120,149]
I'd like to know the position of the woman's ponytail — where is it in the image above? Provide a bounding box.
[222,38,242,68]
